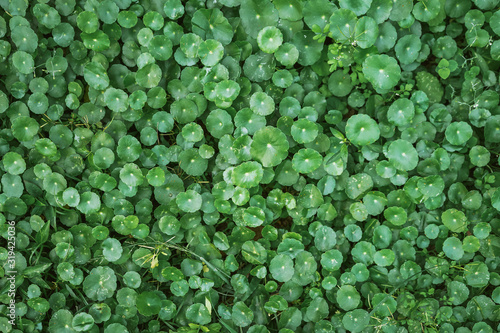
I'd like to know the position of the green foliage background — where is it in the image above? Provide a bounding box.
[0,0,500,332]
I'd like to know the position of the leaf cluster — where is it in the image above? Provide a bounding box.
[0,0,499,333]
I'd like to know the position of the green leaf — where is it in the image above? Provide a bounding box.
[77,11,99,34]
[292,148,323,174]
[250,92,275,116]
[192,8,234,45]
[102,238,123,262]
[232,301,254,327]
[445,122,473,145]
[49,310,75,333]
[387,139,418,171]
[28,297,50,313]
[23,263,52,278]
[81,30,110,52]
[321,249,343,271]
[441,209,468,233]
[241,241,267,264]
[257,26,283,53]
[84,62,109,90]
[35,221,51,245]
[413,0,441,22]
[83,266,117,301]
[395,35,422,65]
[291,119,318,144]
[314,226,337,251]
[329,9,358,44]
[384,206,407,226]
[388,98,415,126]
[232,161,264,188]
[343,309,370,332]
[186,304,211,325]
[346,114,380,146]
[250,127,289,167]
[240,0,279,39]
[442,237,464,260]
[198,39,224,66]
[464,262,490,287]
[270,254,294,282]
[136,291,162,316]
[363,54,401,91]
[12,51,34,74]
[149,35,173,61]
[72,313,95,332]
[176,190,202,213]
[337,285,361,311]
[11,116,39,142]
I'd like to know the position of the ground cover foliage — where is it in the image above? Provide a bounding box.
[0,0,500,332]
